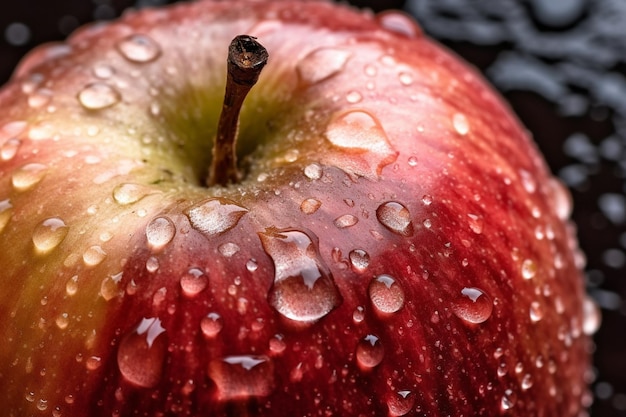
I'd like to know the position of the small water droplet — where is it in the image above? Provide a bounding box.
[356,334,384,369]
[86,356,102,371]
[376,201,413,237]
[423,218,432,229]
[77,83,121,110]
[296,47,351,85]
[300,198,321,214]
[500,389,516,411]
[549,178,573,221]
[452,287,493,324]
[377,10,421,37]
[521,374,533,390]
[36,399,48,411]
[334,214,358,229]
[208,355,274,400]
[269,334,286,354]
[100,272,123,301]
[83,245,107,266]
[117,317,166,388]
[116,34,161,63]
[146,256,159,273]
[185,198,248,238]
[1,138,21,160]
[519,169,537,193]
[32,217,69,253]
[407,155,418,167]
[28,88,53,108]
[398,71,414,86]
[180,268,207,297]
[387,390,415,416]
[55,313,69,329]
[346,90,362,103]
[529,301,544,322]
[467,213,484,234]
[12,163,47,191]
[582,296,601,335]
[0,199,13,233]
[93,63,115,79]
[112,183,155,205]
[349,249,370,272]
[219,242,240,257]
[521,259,537,279]
[452,113,469,135]
[368,274,405,314]
[324,110,397,179]
[353,306,365,324]
[246,259,258,272]
[200,312,223,338]
[303,163,322,180]
[146,216,175,250]
[259,228,341,322]
[66,275,78,296]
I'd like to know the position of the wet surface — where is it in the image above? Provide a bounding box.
[0,0,622,415]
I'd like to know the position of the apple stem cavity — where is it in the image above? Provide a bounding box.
[208,35,269,187]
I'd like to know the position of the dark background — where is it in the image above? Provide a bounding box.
[1,1,623,416]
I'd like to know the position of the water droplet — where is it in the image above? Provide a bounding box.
[452,287,493,324]
[303,163,322,180]
[28,88,53,108]
[521,374,533,390]
[269,334,286,354]
[146,216,175,250]
[32,217,69,253]
[219,242,240,257]
[376,201,413,237]
[208,355,274,400]
[549,178,573,221]
[368,274,405,314]
[529,301,544,322]
[521,259,537,279]
[324,110,397,179]
[356,334,384,368]
[116,34,161,63]
[101,272,123,301]
[146,256,159,273]
[112,183,156,205]
[467,213,484,234]
[407,155,418,167]
[352,306,365,324]
[387,390,415,416]
[334,214,358,229]
[66,275,78,296]
[296,47,351,85]
[349,249,370,272]
[200,312,223,338]
[519,169,537,193]
[452,113,469,135]
[259,228,341,322]
[77,83,121,110]
[246,259,258,272]
[500,389,516,411]
[346,90,362,103]
[12,163,47,191]
[377,10,421,37]
[83,245,107,266]
[1,138,21,160]
[398,71,414,86]
[55,313,69,329]
[0,199,13,233]
[582,296,601,335]
[93,63,115,79]
[36,399,48,411]
[185,198,248,239]
[180,267,207,297]
[117,317,166,388]
[300,198,321,214]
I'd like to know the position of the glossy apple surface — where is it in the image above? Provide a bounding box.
[0,0,596,416]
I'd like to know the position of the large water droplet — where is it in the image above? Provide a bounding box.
[181,267,207,297]
[376,201,413,237]
[0,199,13,233]
[349,249,370,272]
[117,317,166,388]
[146,216,175,250]
[12,163,47,191]
[296,47,351,85]
[116,34,161,63]
[207,355,274,400]
[324,110,397,179]
[356,334,384,369]
[387,390,415,416]
[259,228,341,322]
[200,312,223,338]
[368,274,405,314]
[452,287,493,324]
[32,217,69,253]
[185,198,248,238]
[300,198,321,214]
[582,296,601,335]
[1,138,21,161]
[77,83,121,110]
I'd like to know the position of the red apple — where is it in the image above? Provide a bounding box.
[0,0,598,416]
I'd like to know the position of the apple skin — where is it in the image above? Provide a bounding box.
[0,0,596,416]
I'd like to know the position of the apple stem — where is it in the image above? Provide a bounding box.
[208,35,269,187]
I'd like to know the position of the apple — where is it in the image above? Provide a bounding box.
[0,0,598,416]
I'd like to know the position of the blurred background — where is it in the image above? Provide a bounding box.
[1,0,623,415]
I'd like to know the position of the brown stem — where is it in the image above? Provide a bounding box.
[208,35,269,187]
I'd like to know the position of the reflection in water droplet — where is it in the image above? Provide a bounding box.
[452,113,470,135]
[349,249,370,272]
[181,268,207,297]
[467,213,484,234]
[83,245,107,266]
[376,201,413,237]
[113,183,155,205]
[521,259,537,279]
[12,163,47,191]
[0,199,13,233]
[32,217,69,253]
[369,274,405,314]
[356,334,384,368]
[116,34,161,63]
[200,312,223,338]
[259,228,341,322]
[296,47,351,85]
[117,317,166,388]
[387,390,415,416]
[146,216,175,250]
[334,214,358,229]
[300,198,321,214]
[452,287,493,324]
[582,296,601,335]
[185,198,248,238]
[208,355,274,400]
[1,138,21,161]
[77,83,121,110]
[324,110,397,179]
